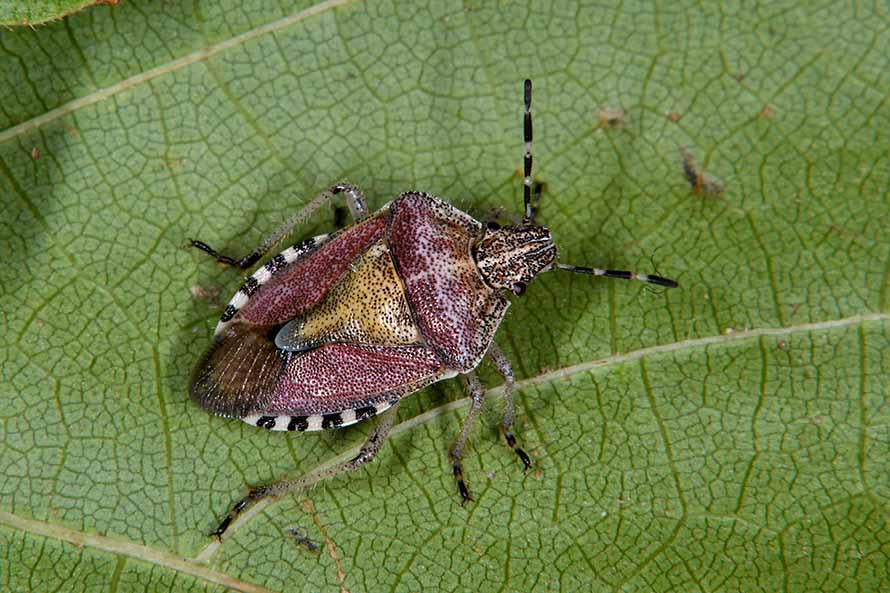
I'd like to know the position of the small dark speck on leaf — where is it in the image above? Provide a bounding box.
[286,528,322,554]
[666,112,682,123]
[777,340,788,351]
[31,147,40,160]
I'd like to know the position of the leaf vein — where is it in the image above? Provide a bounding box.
[0,511,278,593]
[0,0,361,146]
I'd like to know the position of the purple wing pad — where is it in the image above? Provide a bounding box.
[237,215,387,327]
[262,343,445,416]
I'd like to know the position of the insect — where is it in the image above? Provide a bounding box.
[189,80,678,538]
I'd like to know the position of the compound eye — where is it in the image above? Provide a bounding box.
[511,282,527,296]
[486,221,501,231]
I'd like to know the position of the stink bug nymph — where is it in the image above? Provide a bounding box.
[189,80,678,538]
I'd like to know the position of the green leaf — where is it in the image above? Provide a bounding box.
[0,0,116,27]
[2,1,888,592]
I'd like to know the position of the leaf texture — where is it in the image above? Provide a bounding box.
[1,1,888,592]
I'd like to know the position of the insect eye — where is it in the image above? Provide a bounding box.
[486,221,501,231]
[511,282,527,296]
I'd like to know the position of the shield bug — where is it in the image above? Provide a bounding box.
[190,79,678,538]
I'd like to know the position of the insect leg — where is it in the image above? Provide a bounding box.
[333,206,349,229]
[487,344,532,470]
[209,402,399,539]
[190,182,368,269]
[451,372,486,503]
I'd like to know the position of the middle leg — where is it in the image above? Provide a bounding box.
[487,344,531,470]
[451,372,486,503]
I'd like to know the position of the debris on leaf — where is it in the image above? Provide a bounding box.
[286,528,322,554]
[681,146,725,197]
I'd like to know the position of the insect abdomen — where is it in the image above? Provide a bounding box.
[242,399,396,432]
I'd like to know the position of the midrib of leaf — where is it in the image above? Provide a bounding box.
[5,313,882,585]
[0,0,357,146]
[0,511,275,593]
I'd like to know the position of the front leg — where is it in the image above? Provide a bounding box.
[190,182,368,269]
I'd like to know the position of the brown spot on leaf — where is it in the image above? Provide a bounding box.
[190,285,223,302]
[304,499,351,593]
[598,106,626,129]
[165,156,184,170]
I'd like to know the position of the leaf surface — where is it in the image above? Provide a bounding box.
[1,1,888,592]
[0,0,110,26]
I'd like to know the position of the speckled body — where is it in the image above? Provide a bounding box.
[190,192,520,431]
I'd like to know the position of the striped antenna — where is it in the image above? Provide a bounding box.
[523,79,534,221]
[555,263,678,288]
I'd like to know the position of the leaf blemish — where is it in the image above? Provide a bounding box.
[680,146,725,197]
[597,106,626,129]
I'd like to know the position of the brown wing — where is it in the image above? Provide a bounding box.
[190,323,283,418]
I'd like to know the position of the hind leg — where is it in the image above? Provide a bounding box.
[210,402,399,539]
